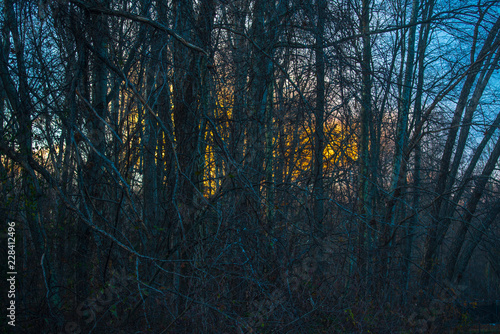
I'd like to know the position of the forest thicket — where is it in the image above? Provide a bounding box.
[1,0,500,332]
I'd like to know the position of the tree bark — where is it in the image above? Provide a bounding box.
[313,0,327,228]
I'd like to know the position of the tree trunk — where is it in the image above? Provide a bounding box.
[313,0,327,229]
[421,16,500,285]
[2,0,62,321]
[358,0,373,289]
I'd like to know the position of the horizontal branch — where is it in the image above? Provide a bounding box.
[67,0,209,56]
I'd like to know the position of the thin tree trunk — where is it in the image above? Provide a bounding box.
[358,0,373,288]
[404,0,435,293]
[453,199,500,283]
[445,131,500,281]
[313,0,327,229]
[421,16,500,285]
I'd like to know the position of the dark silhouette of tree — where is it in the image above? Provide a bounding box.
[1,0,500,332]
